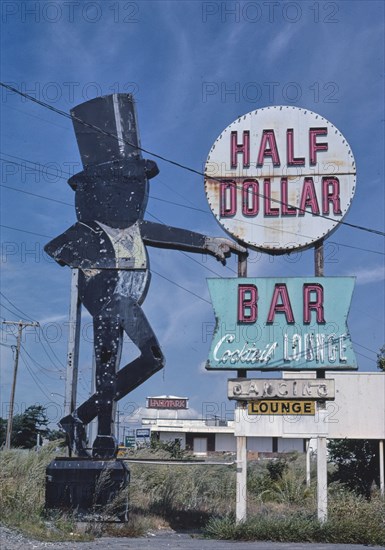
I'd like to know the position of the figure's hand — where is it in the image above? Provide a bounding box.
[204,237,247,265]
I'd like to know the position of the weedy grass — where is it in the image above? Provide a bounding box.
[127,462,236,530]
[1,445,384,544]
[0,444,93,541]
[204,494,385,546]
[205,478,385,545]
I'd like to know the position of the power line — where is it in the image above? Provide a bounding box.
[1,82,384,238]
[150,194,209,215]
[352,341,380,356]
[35,326,66,370]
[0,151,74,177]
[0,292,36,323]
[328,241,384,257]
[146,209,236,276]
[2,219,383,257]
[0,152,326,244]
[3,102,70,131]
[0,284,212,386]
[156,176,201,210]
[1,152,384,256]
[0,224,53,239]
[0,292,65,371]
[20,342,65,375]
[19,352,54,402]
[151,269,211,304]
[1,219,384,263]
[1,162,240,278]
[354,350,377,364]
[0,182,236,275]
[0,183,73,207]
[1,181,384,257]
[0,233,224,307]
[0,302,26,320]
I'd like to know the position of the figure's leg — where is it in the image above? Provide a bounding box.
[91,314,122,458]
[59,297,163,457]
[115,298,164,400]
[60,312,122,458]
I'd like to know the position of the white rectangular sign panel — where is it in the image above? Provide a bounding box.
[234,373,385,439]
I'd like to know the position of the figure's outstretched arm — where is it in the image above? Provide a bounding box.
[140,221,246,264]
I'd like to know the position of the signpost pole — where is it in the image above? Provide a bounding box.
[317,432,328,522]
[236,432,247,522]
[236,251,248,523]
[306,440,311,487]
[87,352,97,449]
[315,241,328,523]
[315,240,324,277]
[380,440,384,498]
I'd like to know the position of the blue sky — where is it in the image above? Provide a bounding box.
[1,1,384,428]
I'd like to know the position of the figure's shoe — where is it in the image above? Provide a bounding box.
[92,435,118,459]
[59,414,90,458]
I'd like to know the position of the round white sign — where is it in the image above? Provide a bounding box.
[204,106,356,252]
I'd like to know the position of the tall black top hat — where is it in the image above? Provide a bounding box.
[71,93,141,166]
[68,94,158,189]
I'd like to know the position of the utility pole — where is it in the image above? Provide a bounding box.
[2,320,39,449]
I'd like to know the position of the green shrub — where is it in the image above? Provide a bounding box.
[328,439,381,498]
[268,470,313,504]
[266,457,288,481]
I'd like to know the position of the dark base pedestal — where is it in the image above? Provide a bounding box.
[45,457,129,520]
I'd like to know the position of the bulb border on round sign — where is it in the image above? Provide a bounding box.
[204,106,356,253]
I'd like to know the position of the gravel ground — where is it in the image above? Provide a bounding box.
[1,525,385,550]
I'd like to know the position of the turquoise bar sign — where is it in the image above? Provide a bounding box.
[206,277,357,371]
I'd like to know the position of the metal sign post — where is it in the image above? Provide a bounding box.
[380,440,385,498]
[64,268,81,418]
[306,440,311,488]
[236,252,248,524]
[315,241,328,523]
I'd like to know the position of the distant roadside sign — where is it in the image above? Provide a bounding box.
[125,435,136,448]
[136,428,151,438]
[147,397,188,409]
[248,400,316,415]
[228,378,335,400]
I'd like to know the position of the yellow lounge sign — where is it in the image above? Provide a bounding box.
[248,400,315,415]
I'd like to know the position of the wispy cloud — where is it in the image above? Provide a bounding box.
[265,24,304,65]
[354,265,385,285]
